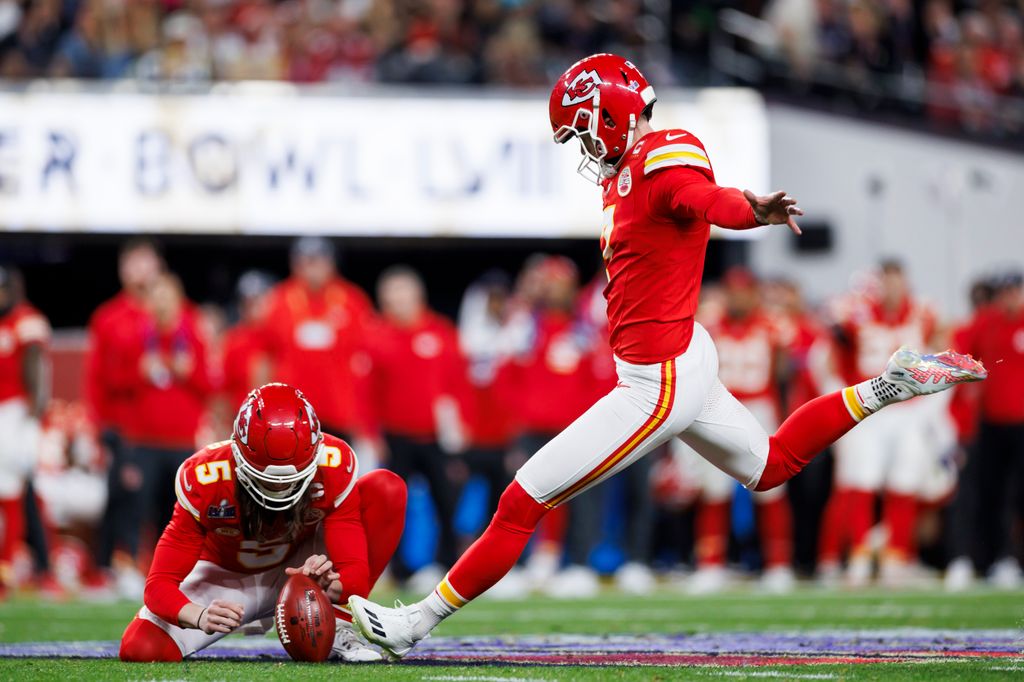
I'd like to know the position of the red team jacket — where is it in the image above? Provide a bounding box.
[263,277,375,435]
[956,305,1024,424]
[599,129,760,364]
[222,322,271,410]
[364,312,468,440]
[125,308,211,451]
[144,434,366,624]
[0,303,50,403]
[500,310,598,435]
[83,292,149,432]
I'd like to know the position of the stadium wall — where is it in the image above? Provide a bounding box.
[756,105,1022,318]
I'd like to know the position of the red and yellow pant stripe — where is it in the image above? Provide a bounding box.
[544,359,677,509]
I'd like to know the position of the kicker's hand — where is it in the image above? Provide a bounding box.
[743,190,803,235]
[286,553,340,592]
[198,599,245,634]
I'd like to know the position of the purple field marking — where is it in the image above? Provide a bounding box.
[0,630,1020,666]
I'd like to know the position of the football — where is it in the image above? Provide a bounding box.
[275,573,336,663]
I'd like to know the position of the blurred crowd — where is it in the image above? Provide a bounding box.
[0,238,1022,600]
[1,0,1022,136]
[0,0,662,85]
[761,0,1024,134]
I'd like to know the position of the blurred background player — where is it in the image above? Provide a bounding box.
[363,266,469,593]
[818,260,941,587]
[84,238,164,596]
[947,270,1024,589]
[0,265,51,597]
[127,273,211,539]
[222,271,275,410]
[263,237,374,441]
[674,268,795,594]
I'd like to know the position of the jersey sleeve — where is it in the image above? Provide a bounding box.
[319,437,359,508]
[648,166,759,230]
[174,457,207,522]
[641,132,714,180]
[322,484,370,602]
[143,502,207,624]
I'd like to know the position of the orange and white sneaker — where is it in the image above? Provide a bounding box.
[884,347,987,398]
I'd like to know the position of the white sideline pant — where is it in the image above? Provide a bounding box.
[0,398,40,498]
[516,323,771,507]
[138,536,321,657]
[833,398,931,494]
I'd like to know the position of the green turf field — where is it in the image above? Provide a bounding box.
[0,588,1021,680]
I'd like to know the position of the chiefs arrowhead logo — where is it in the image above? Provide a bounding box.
[562,69,601,106]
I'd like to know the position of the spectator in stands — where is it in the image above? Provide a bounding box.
[84,238,163,598]
[365,266,469,592]
[0,265,52,597]
[49,0,134,79]
[127,273,210,537]
[263,236,375,440]
[953,269,1024,589]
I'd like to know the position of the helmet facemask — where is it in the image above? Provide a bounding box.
[553,96,637,184]
[231,439,322,511]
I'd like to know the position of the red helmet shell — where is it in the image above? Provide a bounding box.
[549,53,656,180]
[232,383,323,510]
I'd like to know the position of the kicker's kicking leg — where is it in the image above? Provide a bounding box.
[348,355,708,658]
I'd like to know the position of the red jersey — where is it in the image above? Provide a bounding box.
[706,312,782,403]
[83,293,148,431]
[949,320,983,441]
[264,277,374,434]
[599,129,759,364]
[774,311,825,415]
[222,323,271,409]
[957,305,1024,424]
[144,434,364,624]
[835,296,937,384]
[365,312,468,440]
[125,308,211,450]
[500,310,598,434]
[0,303,50,403]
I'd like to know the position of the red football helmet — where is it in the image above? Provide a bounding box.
[549,53,657,182]
[231,383,323,511]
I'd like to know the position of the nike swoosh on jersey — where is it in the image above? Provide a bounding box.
[664,132,688,140]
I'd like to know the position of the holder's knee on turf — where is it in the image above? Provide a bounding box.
[119,617,183,662]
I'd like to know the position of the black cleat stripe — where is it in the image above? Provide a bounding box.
[372,627,386,637]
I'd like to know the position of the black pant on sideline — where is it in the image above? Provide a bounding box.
[384,433,459,572]
[95,430,142,567]
[974,421,1024,571]
[137,445,193,540]
[463,446,512,525]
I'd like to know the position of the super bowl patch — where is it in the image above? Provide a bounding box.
[617,166,632,196]
[208,503,236,519]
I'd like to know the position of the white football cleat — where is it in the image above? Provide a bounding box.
[348,596,429,660]
[330,621,383,662]
[883,347,987,398]
[687,565,730,595]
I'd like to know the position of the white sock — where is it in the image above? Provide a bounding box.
[849,375,911,416]
[414,578,464,636]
